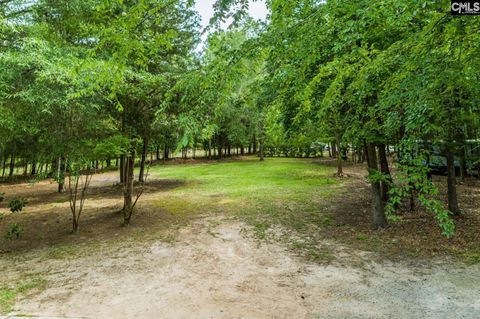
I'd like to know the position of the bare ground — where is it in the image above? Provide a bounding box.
[1,217,478,319]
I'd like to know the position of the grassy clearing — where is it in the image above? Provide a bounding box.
[149,157,341,261]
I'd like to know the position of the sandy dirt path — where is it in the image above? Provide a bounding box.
[1,217,478,319]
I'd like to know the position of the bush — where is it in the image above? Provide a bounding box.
[8,199,26,213]
[5,224,23,240]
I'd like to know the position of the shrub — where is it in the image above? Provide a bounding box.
[5,224,23,240]
[8,199,26,213]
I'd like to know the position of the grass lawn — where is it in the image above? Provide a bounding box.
[149,157,341,261]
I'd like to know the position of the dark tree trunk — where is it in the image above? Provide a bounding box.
[378,144,391,202]
[8,151,15,178]
[2,150,7,177]
[366,143,388,229]
[446,149,460,215]
[123,151,135,225]
[156,145,160,160]
[259,138,265,161]
[163,144,169,160]
[240,147,245,155]
[139,136,148,183]
[57,157,65,193]
[120,155,125,183]
[23,161,28,176]
[335,132,343,176]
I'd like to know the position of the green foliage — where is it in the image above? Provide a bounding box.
[385,144,455,237]
[8,198,26,213]
[5,223,23,240]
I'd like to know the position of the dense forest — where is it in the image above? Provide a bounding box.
[1,0,479,237]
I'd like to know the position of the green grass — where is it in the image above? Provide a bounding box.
[0,276,46,314]
[149,157,341,261]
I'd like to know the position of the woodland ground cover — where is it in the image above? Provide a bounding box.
[1,157,479,315]
[1,1,480,317]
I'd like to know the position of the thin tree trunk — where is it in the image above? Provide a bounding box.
[259,138,265,161]
[120,155,125,183]
[123,151,135,225]
[31,161,37,176]
[163,144,169,160]
[335,132,343,176]
[446,148,460,215]
[366,143,387,229]
[8,151,15,178]
[139,136,148,183]
[378,144,391,202]
[23,161,28,176]
[2,150,7,177]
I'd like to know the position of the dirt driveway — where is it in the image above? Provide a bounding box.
[2,217,479,319]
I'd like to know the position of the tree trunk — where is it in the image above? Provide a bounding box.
[123,151,135,225]
[139,136,148,183]
[57,157,66,193]
[366,143,388,229]
[2,150,7,177]
[163,145,169,160]
[378,144,391,202]
[259,138,265,161]
[31,161,36,176]
[332,142,337,158]
[120,155,125,183]
[73,220,79,233]
[156,145,160,160]
[446,149,461,215]
[8,151,15,178]
[335,132,343,176]
[23,161,28,176]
